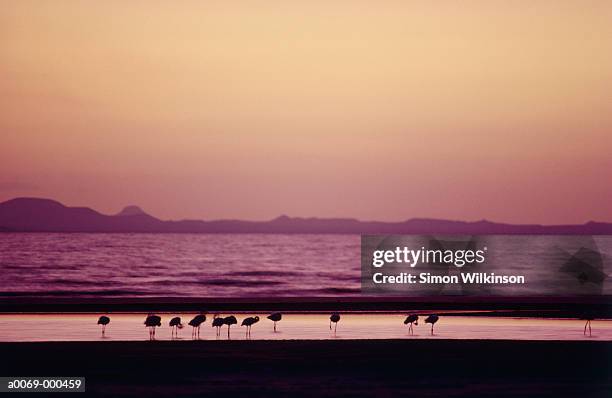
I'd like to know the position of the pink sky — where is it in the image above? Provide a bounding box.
[1,1,611,223]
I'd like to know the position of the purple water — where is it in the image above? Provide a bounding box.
[0,233,359,297]
[0,233,611,297]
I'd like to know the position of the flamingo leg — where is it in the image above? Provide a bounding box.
[274,322,277,332]
[334,322,337,333]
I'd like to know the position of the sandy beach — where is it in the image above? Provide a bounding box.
[1,339,610,397]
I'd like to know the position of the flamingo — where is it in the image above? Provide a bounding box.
[212,314,224,337]
[223,316,237,338]
[404,314,419,335]
[424,314,439,335]
[169,316,184,339]
[330,313,341,334]
[581,311,595,336]
[241,316,260,338]
[97,315,110,337]
[267,312,282,332]
[188,314,206,339]
[144,314,162,340]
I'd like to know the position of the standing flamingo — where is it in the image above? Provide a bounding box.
[212,315,224,337]
[424,314,439,335]
[97,315,110,337]
[144,314,162,340]
[188,314,206,339]
[241,316,260,338]
[169,317,184,339]
[223,316,237,338]
[404,314,419,335]
[267,312,282,332]
[330,313,341,334]
[581,311,595,336]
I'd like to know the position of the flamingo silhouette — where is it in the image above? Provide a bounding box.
[188,314,206,339]
[404,314,419,335]
[97,315,110,337]
[169,316,184,339]
[424,314,439,335]
[581,311,595,336]
[144,314,162,340]
[330,313,341,334]
[212,315,224,337]
[267,312,282,332]
[241,316,260,338]
[223,316,237,338]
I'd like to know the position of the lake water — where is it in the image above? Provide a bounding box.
[0,233,611,297]
[0,313,610,342]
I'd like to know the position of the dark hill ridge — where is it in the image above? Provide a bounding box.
[116,205,149,217]
[0,197,611,234]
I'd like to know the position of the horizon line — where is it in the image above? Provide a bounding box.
[2,196,610,227]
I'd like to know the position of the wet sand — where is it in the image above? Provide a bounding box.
[1,339,611,397]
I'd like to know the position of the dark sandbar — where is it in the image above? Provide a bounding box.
[1,339,610,397]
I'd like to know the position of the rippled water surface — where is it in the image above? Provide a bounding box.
[0,234,359,297]
[0,233,611,297]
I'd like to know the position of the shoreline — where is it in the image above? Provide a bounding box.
[1,295,611,318]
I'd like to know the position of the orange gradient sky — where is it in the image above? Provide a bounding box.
[1,1,611,223]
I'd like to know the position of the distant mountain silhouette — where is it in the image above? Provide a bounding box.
[1,197,611,234]
[116,205,149,217]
